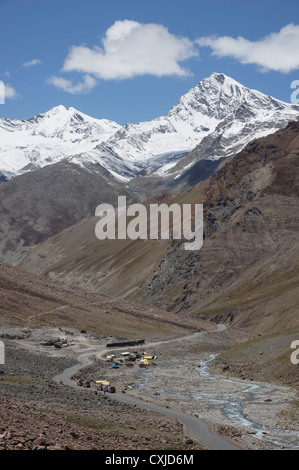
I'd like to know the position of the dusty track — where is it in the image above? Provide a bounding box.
[54,325,241,450]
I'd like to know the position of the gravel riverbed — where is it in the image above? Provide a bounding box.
[0,325,298,451]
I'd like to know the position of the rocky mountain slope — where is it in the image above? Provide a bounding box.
[126,121,299,333]
[0,161,137,265]
[19,121,299,333]
[0,261,205,339]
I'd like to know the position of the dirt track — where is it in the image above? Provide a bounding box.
[65,325,299,450]
[1,324,298,450]
[0,331,203,450]
[53,325,241,450]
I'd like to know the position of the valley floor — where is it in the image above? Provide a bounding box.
[0,324,298,451]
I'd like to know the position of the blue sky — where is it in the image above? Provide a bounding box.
[1,0,299,124]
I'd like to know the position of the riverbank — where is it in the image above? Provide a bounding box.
[75,327,299,450]
[1,324,298,450]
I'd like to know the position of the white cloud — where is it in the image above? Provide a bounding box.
[23,58,42,68]
[47,74,97,94]
[197,24,299,73]
[4,84,18,99]
[62,19,198,80]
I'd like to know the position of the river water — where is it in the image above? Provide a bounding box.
[192,354,299,449]
[135,353,299,449]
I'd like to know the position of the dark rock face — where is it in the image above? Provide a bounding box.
[140,123,299,329]
[0,161,137,264]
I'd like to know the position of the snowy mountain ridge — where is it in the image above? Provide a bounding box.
[1,73,299,181]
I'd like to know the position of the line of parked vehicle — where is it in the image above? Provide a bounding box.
[76,378,116,393]
[75,347,157,394]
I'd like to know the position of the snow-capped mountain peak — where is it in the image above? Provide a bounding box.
[29,105,120,139]
[0,73,298,181]
[0,105,121,178]
[169,72,293,121]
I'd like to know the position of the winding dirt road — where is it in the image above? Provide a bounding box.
[54,326,242,451]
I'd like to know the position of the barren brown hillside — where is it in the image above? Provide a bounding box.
[0,262,210,340]
[19,122,299,334]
